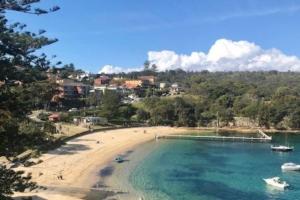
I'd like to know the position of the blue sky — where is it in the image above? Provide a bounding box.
[5,0,300,72]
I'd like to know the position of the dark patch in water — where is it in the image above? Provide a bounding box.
[168,169,202,178]
[99,165,114,177]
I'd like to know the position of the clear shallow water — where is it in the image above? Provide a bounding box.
[129,133,300,200]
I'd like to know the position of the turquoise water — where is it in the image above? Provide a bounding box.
[129,133,300,200]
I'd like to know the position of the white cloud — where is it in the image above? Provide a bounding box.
[99,65,123,74]
[99,64,142,74]
[148,38,300,72]
[99,38,300,73]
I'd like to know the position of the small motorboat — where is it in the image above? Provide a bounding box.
[271,145,294,152]
[281,162,300,171]
[263,177,289,189]
[115,156,124,163]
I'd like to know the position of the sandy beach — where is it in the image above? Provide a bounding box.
[13,126,190,200]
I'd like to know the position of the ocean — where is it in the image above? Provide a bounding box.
[128,132,300,200]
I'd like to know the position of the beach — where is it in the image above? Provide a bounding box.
[13,126,190,200]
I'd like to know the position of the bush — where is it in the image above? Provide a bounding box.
[37,112,50,121]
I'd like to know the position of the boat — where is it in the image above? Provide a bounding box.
[263,177,289,189]
[281,162,300,171]
[271,132,294,152]
[115,156,124,163]
[271,145,294,152]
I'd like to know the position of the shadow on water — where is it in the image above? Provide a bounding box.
[167,168,204,179]
[99,165,115,177]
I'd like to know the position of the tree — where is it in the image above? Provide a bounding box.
[143,60,150,71]
[173,97,195,126]
[0,165,37,200]
[242,101,259,120]
[258,104,270,128]
[0,1,59,198]
[136,109,150,122]
[118,105,136,120]
[101,90,121,118]
[86,91,100,107]
[149,99,175,125]
[289,108,300,129]
[151,64,158,72]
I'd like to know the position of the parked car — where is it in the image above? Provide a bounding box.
[68,108,78,112]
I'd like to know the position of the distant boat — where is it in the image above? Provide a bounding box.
[271,145,294,152]
[115,156,124,163]
[263,177,289,189]
[271,132,294,152]
[281,163,300,171]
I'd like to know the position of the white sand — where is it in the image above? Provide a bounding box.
[13,126,189,200]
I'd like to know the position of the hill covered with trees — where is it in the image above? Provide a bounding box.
[133,70,300,129]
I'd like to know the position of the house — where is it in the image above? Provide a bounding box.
[57,79,91,98]
[93,84,128,94]
[74,117,108,126]
[138,76,156,86]
[159,82,169,90]
[124,80,143,89]
[94,75,110,86]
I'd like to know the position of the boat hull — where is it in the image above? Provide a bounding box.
[271,146,294,152]
[281,163,300,171]
[263,178,289,189]
[271,148,293,152]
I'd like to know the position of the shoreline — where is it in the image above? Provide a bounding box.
[12,126,299,200]
[13,126,191,200]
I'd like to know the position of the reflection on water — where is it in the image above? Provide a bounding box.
[265,185,285,199]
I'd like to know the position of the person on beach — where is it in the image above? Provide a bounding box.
[57,175,63,180]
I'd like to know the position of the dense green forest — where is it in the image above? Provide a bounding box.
[125,71,300,129]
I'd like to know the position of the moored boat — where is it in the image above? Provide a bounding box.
[115,156,124,163]
[271,145,294,152]
[263,177,289,189]
[281,162,300,171]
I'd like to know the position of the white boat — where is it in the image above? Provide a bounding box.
[271,145,294,152]
[263,177,289,189]
[281,163,300,171]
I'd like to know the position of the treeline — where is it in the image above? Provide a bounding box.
[134,71,300,129]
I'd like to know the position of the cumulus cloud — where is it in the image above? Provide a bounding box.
[99,38,300,73]
[99,64,142,74]
[148,39,300,72]
[99,65,123,74]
